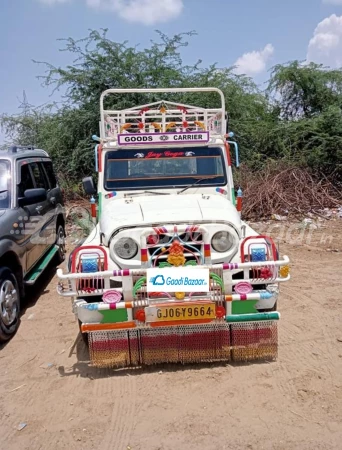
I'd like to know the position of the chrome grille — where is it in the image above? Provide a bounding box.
[147,232,203,264]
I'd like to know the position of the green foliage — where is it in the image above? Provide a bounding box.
[1,30,342,187]
[268,61,342,119]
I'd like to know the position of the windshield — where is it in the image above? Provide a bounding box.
[0,160,11,209]
[104,146,227,190]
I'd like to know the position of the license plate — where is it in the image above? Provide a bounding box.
[145,303,216,323]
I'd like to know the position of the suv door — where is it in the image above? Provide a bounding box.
[17,161,50,271]
[29,161,56,260]
[17,162,41,271]
[41,160,62,247]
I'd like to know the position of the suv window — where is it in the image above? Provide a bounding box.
[30,162,48,190]
[0,160,11,209]
[42,161,57,189]
[18,164,34,197]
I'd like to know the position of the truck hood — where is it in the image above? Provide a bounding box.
[100,194,241,243]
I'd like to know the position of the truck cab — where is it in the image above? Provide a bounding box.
[57,88,290,368]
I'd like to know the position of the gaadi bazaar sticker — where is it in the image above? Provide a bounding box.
[118,131,209,146]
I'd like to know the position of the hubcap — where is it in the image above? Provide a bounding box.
[0,280,18,327]
[57,227,66,259]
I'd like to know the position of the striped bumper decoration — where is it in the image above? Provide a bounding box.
[81,300,149,311]
[223,262,239,270]
[112,269,131,277]
[225,292,273,302]
[153,226,168,234]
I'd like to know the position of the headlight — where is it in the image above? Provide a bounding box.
[114,237,138,259]
[211,231,234,252]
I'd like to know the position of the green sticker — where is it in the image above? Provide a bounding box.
[232,300,258,315]
[99,309,128,324]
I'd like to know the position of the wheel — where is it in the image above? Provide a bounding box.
[0,267,21,342]
[55,224,66,265]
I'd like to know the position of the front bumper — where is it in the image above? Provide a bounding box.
[57,256,289,367]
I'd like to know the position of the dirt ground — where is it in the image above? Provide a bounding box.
[0,219,342,450]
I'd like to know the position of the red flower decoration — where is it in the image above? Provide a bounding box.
[135,309,146,322]
[139,107,149,116]
[260,268,273,279]
[147,234,158,245]
[138,122,144,129]
[215,306,226,319]
[183,121,189,128]
[83,287,96,293]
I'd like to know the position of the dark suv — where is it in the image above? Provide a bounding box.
[0,146,65,342]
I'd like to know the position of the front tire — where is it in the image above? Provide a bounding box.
[0,267,21,342]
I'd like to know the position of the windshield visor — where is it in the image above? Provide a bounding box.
[104,146,227,190]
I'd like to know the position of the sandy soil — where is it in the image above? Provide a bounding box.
[0,219,342,450]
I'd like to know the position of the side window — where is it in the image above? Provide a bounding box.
[18,164,34,197]
[0,160,11,209]
[42,161,57,189]
[30,162,48,190]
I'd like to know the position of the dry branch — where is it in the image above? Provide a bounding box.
[237,163,342,220]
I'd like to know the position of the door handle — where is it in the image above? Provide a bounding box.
[36,205,43,213]
[50,197,56,205]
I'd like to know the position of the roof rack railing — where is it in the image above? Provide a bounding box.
[9,145,48,156]
[10,145,35,152]
[99,88,227,140]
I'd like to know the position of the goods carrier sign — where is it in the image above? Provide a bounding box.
[118,131,209,146]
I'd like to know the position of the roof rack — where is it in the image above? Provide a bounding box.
[9,145,48,156]
[99,88,227,141]
[9,145,35,153]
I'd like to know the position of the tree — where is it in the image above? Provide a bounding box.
[2,29,269,183]
[267,61,342,120]
[1,31,341,188]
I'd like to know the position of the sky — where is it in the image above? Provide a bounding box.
[1,0,342,144]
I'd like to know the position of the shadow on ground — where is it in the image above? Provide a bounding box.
[0,261,57,352]
[21,264,57,316]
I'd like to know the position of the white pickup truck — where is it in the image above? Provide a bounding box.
[57,88,290,368]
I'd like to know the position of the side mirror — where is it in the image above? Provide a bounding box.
[82,176,96,195]
[227,139,240,168]
[19,188,47,207]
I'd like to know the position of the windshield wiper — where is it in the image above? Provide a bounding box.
[0,190,8,194]
[125,190,170,197]
[177,176,222,194]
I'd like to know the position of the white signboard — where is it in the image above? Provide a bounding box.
[118,131,209,146]
[146,268,209,293]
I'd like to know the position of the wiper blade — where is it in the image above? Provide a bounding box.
[0,190,8,194]
[177,176,222,194]
[125,191,170,197]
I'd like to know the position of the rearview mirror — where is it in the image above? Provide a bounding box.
[82,176,96,195]
[19,188,47,207]
[227,139,240,168]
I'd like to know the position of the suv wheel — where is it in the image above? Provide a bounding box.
[56,224,66,264]
[0,267,20,342]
